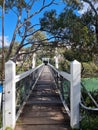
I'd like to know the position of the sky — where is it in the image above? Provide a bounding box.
[0,0,89,47]
[0,0,66,47]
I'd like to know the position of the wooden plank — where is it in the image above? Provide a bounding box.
[15,124,69,130]
[15,66,70,130]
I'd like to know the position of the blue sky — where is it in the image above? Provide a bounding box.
[0,0,66,46]
[0,0,79,47]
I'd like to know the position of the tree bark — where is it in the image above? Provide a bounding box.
[96,16,98,46]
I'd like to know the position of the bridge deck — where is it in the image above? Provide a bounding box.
[15,66,70,130]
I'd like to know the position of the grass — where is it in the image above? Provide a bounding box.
[82,78,98,91]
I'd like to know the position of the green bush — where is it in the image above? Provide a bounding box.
[5,127,13,130]
[59,60,70,73]
[82,62,98,77]
[81,115,98,130]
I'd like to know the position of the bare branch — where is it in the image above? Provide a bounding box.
[43,0,46,6]
[17,0,55,30]
[27,24,40,31]
[12,44,41,62]
[6,10,22,60]
[26,28,41,37]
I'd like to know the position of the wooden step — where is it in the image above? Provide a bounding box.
[29,94,60,99]
[29,95,60,100]
[15,124,69,130]
[22,106,64,112]
[26,100,63,106]
[15,66,70,130]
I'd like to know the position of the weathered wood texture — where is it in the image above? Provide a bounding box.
[15,66,70,130]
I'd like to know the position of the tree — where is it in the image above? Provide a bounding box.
[40,7,95,61]
[0,0,57,62]
[63,0,98,45]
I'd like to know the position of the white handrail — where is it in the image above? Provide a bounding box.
[49,61,81,129]
[15,64,43,82]
[48,63,71,81]
[80,102,98,111]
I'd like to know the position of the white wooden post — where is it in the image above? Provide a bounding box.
[3,60,16,129]
[70,60,81,128]
[55,56,58,69]
[54,48,59,69]
[32,53,36,68]
[0,84,3,112]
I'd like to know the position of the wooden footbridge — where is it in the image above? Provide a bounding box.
[15,66,70,130]
[2,59,97,130]
[2,60,81,130]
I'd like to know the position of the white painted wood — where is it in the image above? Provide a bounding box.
[59,71,71,81]
[3,60,16,129]
[54,48,59,69]
[0,84,2,112]
[32,53,36,68]
[2,60,81,129]
[48,64,71,81]
[15,64,43,82]
[0,93,2,112]
[49,61,81,129]
[16,65,44,121]
[70,60,81,129]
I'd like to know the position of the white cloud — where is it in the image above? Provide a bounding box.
[0,36,10,47]
[79,2,89,15]
[95,3,98,10]
[79,1,98,15]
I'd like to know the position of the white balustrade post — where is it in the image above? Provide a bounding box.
[32,53,36,68]
[55,56,58,69]
[54,48,59,69]
[70,60,81,129]
[3,60,16,129]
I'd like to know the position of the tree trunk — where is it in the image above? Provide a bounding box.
[96,16,98,46]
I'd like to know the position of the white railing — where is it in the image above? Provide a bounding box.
[48,60,81,129]
[3,60,44,130]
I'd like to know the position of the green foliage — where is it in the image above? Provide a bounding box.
[40,10,58,37]
[5,0,26,10]
[28,31,47,43]
[82,62,98,77]
[59,59,70,73]
[81,88,98,130]
[63,49,93,62]
[36,58,42,66]
[81,112,98,130]
[40,7,96,57]
[5,127,13,130]
[0,0,2,7]
[63,0,81,10]
[64,0,98,44]
[63,50,74,61]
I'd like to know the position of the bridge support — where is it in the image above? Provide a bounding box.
[32,53,36,68]
[54,48,59,69]
[3,60,16,130]
[70,60,81,129]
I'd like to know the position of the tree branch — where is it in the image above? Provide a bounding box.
[6,9,22,60]
[16,0,55,30]
[12,44,41,62]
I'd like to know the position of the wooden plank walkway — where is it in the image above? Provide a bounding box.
[15,66,70,130]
